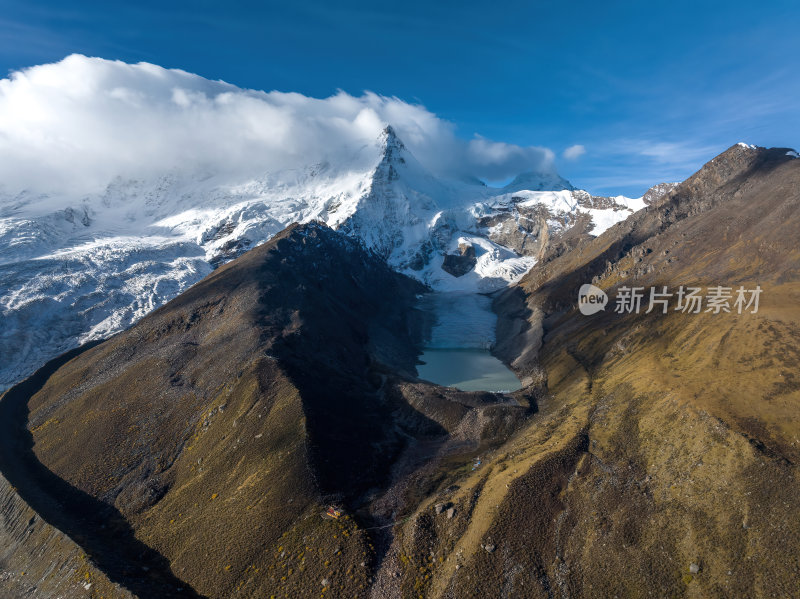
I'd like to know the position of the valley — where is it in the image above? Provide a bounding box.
[0,107,798,597]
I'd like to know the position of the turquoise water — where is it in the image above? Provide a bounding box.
[415,291,522,392]
[416,348,522,393]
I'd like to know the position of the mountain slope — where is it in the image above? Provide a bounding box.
[0,222,530,599]
[403,143,800,598]
[3,145,798,599]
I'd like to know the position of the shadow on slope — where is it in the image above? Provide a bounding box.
[0,342,206,599]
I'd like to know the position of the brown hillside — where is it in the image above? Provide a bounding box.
[408,144,800,598]
[2,145,799,599]
[1,222,531,599]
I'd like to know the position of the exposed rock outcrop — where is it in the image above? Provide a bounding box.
[441,242,477,277]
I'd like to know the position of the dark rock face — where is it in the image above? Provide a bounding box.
[208,237,252,267]
[407,240,434,270]
[441,242,477,277]
[478,201,549,258]
[571,189,622,210]
[458,242,476,258]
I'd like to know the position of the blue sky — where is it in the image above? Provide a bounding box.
[1,0,798,195]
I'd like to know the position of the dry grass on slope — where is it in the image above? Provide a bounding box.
[387,146,800,598]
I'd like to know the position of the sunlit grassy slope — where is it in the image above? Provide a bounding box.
[389,145,800,598]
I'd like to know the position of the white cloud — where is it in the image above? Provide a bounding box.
[563,144,586,160]
[466,136,555,180]
[0,54,555,195]
[633,140,718,164]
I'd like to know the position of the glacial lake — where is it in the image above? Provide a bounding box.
[415,291,522,393]
[416,348,522,392]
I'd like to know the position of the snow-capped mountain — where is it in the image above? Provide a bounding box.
[0,124,646,389]
[0,51,652,389]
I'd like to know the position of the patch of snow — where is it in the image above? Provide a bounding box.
[513,190,578,212]
[787,150,799,158]
[616,195,647,212]
[585,195,646,236]
[404,233,536,294]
